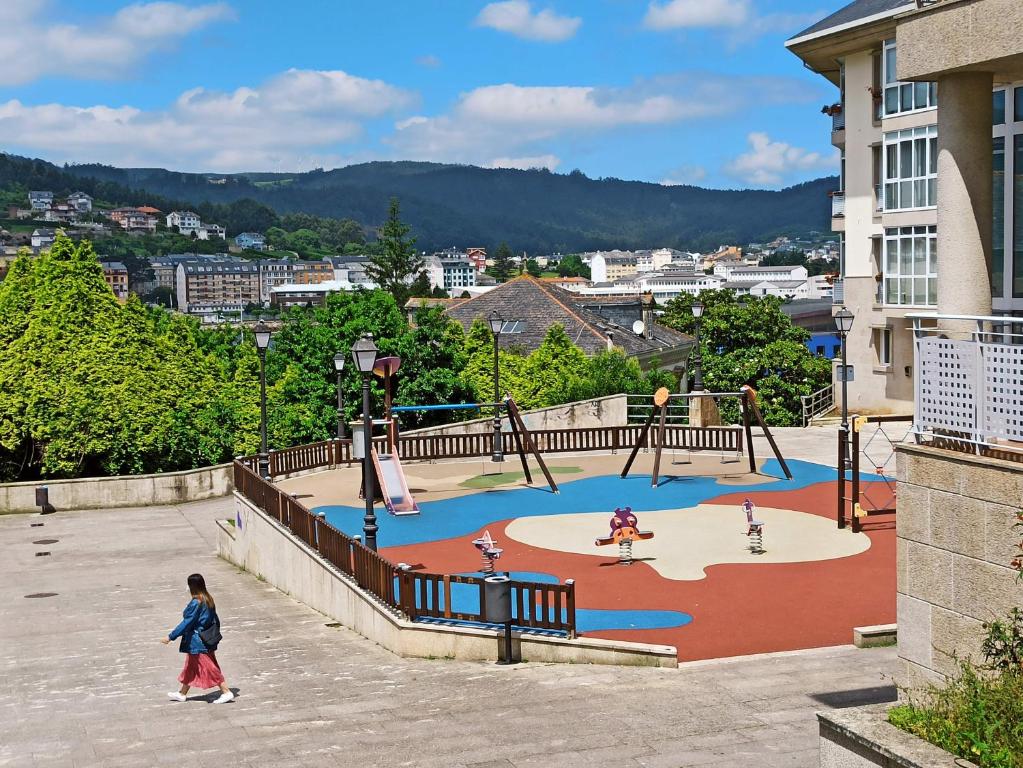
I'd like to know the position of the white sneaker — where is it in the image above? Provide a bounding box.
[167,692,186,702]
[213,691,234,704]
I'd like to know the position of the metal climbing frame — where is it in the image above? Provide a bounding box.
[837,414,913,532]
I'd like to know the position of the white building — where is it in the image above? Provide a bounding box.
[166,211,202,233]
[67,192,93,213]
[426,254,477,293]
[28,191,53,211]
[196,224,226,240]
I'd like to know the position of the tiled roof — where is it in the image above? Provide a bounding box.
[789,0,913,42]
[442,276,691,357]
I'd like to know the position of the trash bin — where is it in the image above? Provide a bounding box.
[35,485,49,510]
[484,575,511,623]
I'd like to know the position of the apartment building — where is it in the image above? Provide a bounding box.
[100,261,129,300]
[175,260,260,316]
[257,259,334,303]
[789,0,1023,414]
[426,253,477,292]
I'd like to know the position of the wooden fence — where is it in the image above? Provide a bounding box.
[232,460,577,636]
[261,423,743,479]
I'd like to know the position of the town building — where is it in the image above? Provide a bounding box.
[235,232,266,251]
[67,192,93,213]
[466,246,487,272]
[30,228,56,250]
[100,261,129,300]
[166,211,202,233]
[588,250,639,283]
[175,260,261,316]
[426,253,477,293]
[197,224,226,240]
[120,211,157,234]
[28,191,53,211]
[41,204,78,224]
[442,275,694,371]
[324,255,375,288]
[269,280,358,309]
[258,259,334,304]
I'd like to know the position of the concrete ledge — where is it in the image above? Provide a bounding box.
[220,493,677,668]
[854,624,897,648]
[819,706,976,768]
[0,463,233,513]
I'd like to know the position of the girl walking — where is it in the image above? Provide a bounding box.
[161,573,233,704]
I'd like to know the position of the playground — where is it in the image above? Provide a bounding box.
[279,441,896,662]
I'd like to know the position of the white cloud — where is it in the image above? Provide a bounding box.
[475,1,581,42]
[644,0,750,29]
[487,154,561,171]
[416,54,442,68]
[0,69,416,172]
[0,1,235,86]
[660,164,707,186]
[386,74,819,169]
[724,132,837,186]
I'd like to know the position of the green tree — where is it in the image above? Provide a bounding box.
[660,290,831,425]
[491,242,514,282]
[525,258,542,278]
[367,197,423,307]
[557,253,591,279]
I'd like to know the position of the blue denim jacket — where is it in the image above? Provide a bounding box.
[168,598,214,654]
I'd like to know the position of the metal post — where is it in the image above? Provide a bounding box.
[840,329,851,484]
[692,317,703,391]
[492,330,504,463]
[257,347,270,480]
[837,426,847,529]
[361,373,377,551]
[336,371,345,440]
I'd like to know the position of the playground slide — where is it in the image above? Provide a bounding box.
[372,450,420,516]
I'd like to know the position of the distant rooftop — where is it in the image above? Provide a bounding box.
[788,0,914,44]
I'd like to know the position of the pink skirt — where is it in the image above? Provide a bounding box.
[178,652,225,689]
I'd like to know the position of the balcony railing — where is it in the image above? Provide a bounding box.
[830,107,845,132]
[910,313,1023,462]
[874,183,884,212]
[831,191,846,218]
[832,278,844,304]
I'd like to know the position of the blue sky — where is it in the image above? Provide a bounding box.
[0,0,847,188]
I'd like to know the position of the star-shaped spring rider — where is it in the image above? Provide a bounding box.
[743,498,765,554]
[472,529,503,575]
[595,506,654,565]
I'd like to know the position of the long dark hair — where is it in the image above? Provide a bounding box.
[187,573,216,610]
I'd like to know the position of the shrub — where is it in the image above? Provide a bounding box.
[889,610,1023,768]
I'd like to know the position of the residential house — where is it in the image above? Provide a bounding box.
[324,255,375,289]
[67,192,93,212]
[196,224,226,240]
[442,275,694,371]
[42,204,78,224]
[466,246,487,272]
[121,212,157,234]
[166,211,202,233]
[235,232,266,251]
[100,261,129,300]
[30,228,56,250]
[175,260,261,316]
[28,191,53,211]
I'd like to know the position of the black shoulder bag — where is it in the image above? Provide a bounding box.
[198,606,223,650]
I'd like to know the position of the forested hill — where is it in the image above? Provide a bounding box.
[4,153,834,251]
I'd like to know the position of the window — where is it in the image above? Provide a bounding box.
[884,125,937,210]
[875,328,892,367]
[994,90,1006,126]
[500,320,525,334]
[994,137,1005,297]
[1015,135,1023,297]
[883,226,937,306]
[1016,87,1023,123]
[883,40,936,116]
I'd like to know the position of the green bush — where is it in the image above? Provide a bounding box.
[889,609,1023,768]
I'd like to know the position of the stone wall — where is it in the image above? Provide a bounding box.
[403,394,628,437]
[220,493,678,667]
[894,443,1023,689]
[0,463,233,513]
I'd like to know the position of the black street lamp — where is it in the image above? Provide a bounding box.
[352,333,379,551]
[834,307,855,440]
[488,311,505,463]
[690,300,705,391]
[333,352,346,440]
[253,320,272,480]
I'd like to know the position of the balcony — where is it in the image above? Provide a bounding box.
[910,313,1023,463]
[831,191,846,218]
[824,103,845,147]
[874,183,884,212]
[832,278,844,304]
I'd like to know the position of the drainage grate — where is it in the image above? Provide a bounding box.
[35,551,51,557]
[30,523,44,527]
[33,539,58,545]
[324,623,342,628]
[24,593,58,598]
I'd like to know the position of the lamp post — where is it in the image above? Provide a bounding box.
[488,311,505,463]
[690,300,705,391]
[333,352,346,440]
[835,306,855,471]
[352,333,379,551]
[253,320,272,480]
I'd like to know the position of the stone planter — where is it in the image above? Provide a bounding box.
[819,706,977,767]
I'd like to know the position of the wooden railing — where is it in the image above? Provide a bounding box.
[261,423,743,479]
[232,459,577,636]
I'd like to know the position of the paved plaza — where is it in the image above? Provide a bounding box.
[1,478,898,768]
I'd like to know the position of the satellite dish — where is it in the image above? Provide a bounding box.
[632,320,645,336]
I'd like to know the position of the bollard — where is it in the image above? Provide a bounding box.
[484,575,515,665]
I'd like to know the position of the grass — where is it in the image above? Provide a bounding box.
[459,465,583,489]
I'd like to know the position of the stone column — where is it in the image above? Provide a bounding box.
[936,71,994,332]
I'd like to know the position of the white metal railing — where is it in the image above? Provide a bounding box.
[910,313,1023,457]
[801,384,835,427]
[832,109,846,132]
[832,278,844,304]
[831,191,846,218]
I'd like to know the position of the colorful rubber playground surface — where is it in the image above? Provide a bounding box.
[284,452,895,662]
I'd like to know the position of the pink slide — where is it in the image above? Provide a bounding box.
[371,449,420,516]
